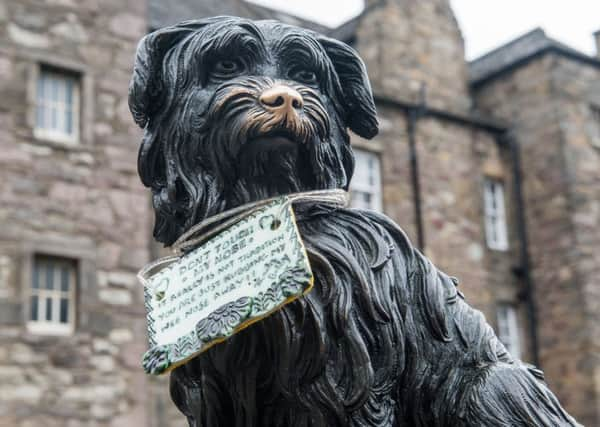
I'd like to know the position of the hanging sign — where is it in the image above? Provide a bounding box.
[139,197,313,375]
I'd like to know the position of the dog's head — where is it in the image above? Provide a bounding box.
[129,17,378,245]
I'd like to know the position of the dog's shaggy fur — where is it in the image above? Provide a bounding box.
[129,17,578,426]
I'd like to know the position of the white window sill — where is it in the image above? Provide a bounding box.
[26,321,74,336]
[33,128,79,146]
[486,244,509,252]
[29,132,90,153]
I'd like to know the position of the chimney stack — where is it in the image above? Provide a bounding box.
[594,30,600,59]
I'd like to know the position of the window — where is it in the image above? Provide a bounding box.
[35,67,80,144]
[496,304,521,359]
[28,256,76,335]
[483,178,508,250]
[592,105,600,122]
[350,149,382,210]
[590,104,600,149]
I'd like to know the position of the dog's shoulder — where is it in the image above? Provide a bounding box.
[295,204,418,278]
[297,205,414,253]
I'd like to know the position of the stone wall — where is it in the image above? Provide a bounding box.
[549,55,600,425]
[0,0,183,425]
[417,119,521,324]
[357,106,417,241]
[472,53,600,425]
[355,0,471,113]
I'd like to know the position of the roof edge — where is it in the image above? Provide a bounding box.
[470,27,546,65]
[470,45,600,88]
[373,94,508,134]
[243,0,382,36]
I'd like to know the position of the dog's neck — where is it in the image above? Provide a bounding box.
[225,143,316,209]
[228,177,302,208]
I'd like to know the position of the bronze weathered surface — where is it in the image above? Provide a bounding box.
[129,16,579,426]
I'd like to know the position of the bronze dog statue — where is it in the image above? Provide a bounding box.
[129,16,579,427]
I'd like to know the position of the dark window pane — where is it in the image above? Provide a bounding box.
[30,296,39,321]
[32,263,41,289]
[44,74,52,103]
[65,110,72,134]
[60,267,70,292]
[37,74,44,104]
[45,297,53,321]
[59,298,69,323]
[36,105,45,129]
[65,80,73,106]
[46,264,54,289]
[51,77,59,102]
[51,107,58,130]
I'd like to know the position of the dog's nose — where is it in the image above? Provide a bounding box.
[259,85,304,112]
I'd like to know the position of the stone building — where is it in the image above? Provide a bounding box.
[0,0,160,426]
[0,0,598,425]
[471,28,600,424]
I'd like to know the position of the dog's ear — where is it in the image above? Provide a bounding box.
[129,19,216,128]
[318,36,378,139]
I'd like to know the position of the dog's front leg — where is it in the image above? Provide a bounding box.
[456,361,580,426]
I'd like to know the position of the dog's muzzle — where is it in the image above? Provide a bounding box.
[254,84,305,141]
[259,85,304,116]
[208,77,330,148]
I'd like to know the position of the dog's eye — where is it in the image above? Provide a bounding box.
[213,59,244,76]
[290,68,317,85]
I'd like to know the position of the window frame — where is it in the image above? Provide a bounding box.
[23,56,93,149]
[33,66,81,145]
[483,177,509,251]
[589,104,600,149]
[496,303,522,359]
[349,148,383,211]
[19,239,97,336]
[26,255,77,336]
[590,104,600,124]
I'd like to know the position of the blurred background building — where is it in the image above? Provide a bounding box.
[0,0,599,425]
